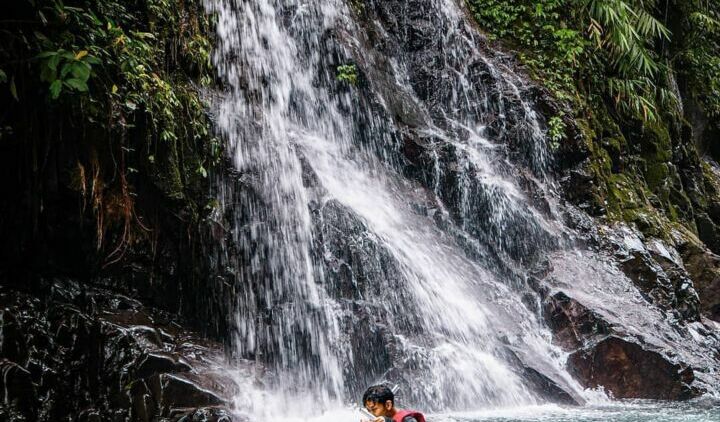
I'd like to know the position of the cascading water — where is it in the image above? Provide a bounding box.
[205,0,718,419]
[205,0,346,406]
[206,0,580,415]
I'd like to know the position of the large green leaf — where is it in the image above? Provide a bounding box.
[64,78,89,92]
[35,51,58,59]
[49,79,63,99]
[70,62,91,82]
[48,54,61,71]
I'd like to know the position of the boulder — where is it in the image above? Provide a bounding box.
[0,282,237,420]
[611,230,701,320]
[129,379,157,422]
[543,290,707,399]
[134,352,192,380]
[504,347,583,405]
[568,336,700,400]
[157,373,226,412]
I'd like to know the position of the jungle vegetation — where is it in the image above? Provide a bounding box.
[467,0,720,233]
[0,0,219,271]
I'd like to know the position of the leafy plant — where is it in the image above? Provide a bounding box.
[467,0,678,123]
[37,49,101,99]
[547,115,566,147]
[674,1,720,119]
[336,64,358,85]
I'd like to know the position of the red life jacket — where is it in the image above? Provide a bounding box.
[392,409,426,422]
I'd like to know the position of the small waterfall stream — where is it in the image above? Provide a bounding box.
[203,0,719,419]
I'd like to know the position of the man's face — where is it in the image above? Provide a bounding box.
[365,400,392,417]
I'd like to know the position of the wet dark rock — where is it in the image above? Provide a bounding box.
[676,236,720,322]
[618,250,672,301]
[135,352,193,380]
[158,373,226,411]
[520,365,579,405]
[0,309,29,365]
[543,292,612,350]
[542,285,713,399]
[172,407,235,422]
[0,280,238,421]
[561,167,600,214]
[504,348,583,405]
[77,409,102,422]
[130,379,157,422]
[311,198,411,393]
[695,213,720,253]
[568,336,700,400]
[600,226,702,321]
[0,360,37,421]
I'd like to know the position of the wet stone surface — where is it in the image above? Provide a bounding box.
[541,288,710,400]
[0,279,238,421]
[567,336,699,400]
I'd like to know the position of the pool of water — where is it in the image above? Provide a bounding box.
[236,397,720,422]
[431,400,720,422]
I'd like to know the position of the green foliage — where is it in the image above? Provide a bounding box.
[547,115,566,148]
[336,64,358,85]
[0,0,219,259]
[467,0,586,98]
[674,1,720,119]
[466,0,675,123]
[584,0,669,77]
[467,0,720,231]
[37,49,100,98]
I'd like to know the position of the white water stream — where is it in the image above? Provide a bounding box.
[204,0,718,420]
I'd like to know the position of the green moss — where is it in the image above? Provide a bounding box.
[605,174,642,217]
[336,64,358,85]
[638,122,673,163]
[644,161,670,190]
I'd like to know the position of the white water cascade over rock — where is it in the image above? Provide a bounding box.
[204,0,720,419]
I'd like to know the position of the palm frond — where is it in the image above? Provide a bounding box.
[635,9,671,39]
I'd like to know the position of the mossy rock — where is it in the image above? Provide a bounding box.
[636,121,673,163]
[644,161,670,190]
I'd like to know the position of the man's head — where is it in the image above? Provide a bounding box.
[362,385,395,417]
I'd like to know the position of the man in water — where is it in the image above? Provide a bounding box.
[362,385,426,422]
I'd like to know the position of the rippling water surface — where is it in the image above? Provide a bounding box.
[227,395,720,422]
[433,402,720,422]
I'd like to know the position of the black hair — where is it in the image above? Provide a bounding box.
[362,385,394,406]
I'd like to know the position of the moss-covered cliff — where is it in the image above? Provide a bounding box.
[467,0,720,320]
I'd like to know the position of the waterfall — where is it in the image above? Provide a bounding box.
[206,0,346,405]
[206,0,589,417]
